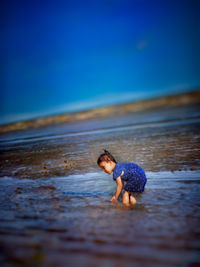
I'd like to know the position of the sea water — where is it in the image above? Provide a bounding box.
[0,104,200,266]
[0,170,200,266]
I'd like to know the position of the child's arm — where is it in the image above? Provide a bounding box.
[111,176,123,202]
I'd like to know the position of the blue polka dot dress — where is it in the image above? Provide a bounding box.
[113,162,147,193]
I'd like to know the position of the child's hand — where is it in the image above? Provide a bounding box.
[110,195,117,202]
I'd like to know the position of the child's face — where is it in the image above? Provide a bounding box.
[99,161,113,174]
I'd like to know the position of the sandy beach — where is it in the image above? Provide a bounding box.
[0,91,200,266]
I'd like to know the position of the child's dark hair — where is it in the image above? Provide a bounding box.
[97,149,117,165]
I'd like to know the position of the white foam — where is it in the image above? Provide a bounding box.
[146,170,200,180]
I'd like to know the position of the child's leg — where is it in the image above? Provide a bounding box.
[130,193,136,205]
[122,191,130,206]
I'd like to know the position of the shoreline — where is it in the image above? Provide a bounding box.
[0,89,200,134]
[0,102,199,179]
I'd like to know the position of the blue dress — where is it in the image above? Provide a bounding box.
[113,162,147,193]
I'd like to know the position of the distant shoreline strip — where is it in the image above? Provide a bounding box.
[0,90,200,134]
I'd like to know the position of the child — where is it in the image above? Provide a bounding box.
[97,149,147,206]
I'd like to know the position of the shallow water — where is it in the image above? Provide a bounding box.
[0,104,200,266]
[0,171,200,266]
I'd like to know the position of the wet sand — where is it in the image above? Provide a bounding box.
[0,92,200,266]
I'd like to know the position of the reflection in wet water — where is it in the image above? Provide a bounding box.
[0,171,200,266]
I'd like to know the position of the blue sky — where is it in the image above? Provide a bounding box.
[1,0,199,125]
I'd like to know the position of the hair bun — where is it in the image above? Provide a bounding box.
[97,149,117,165]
